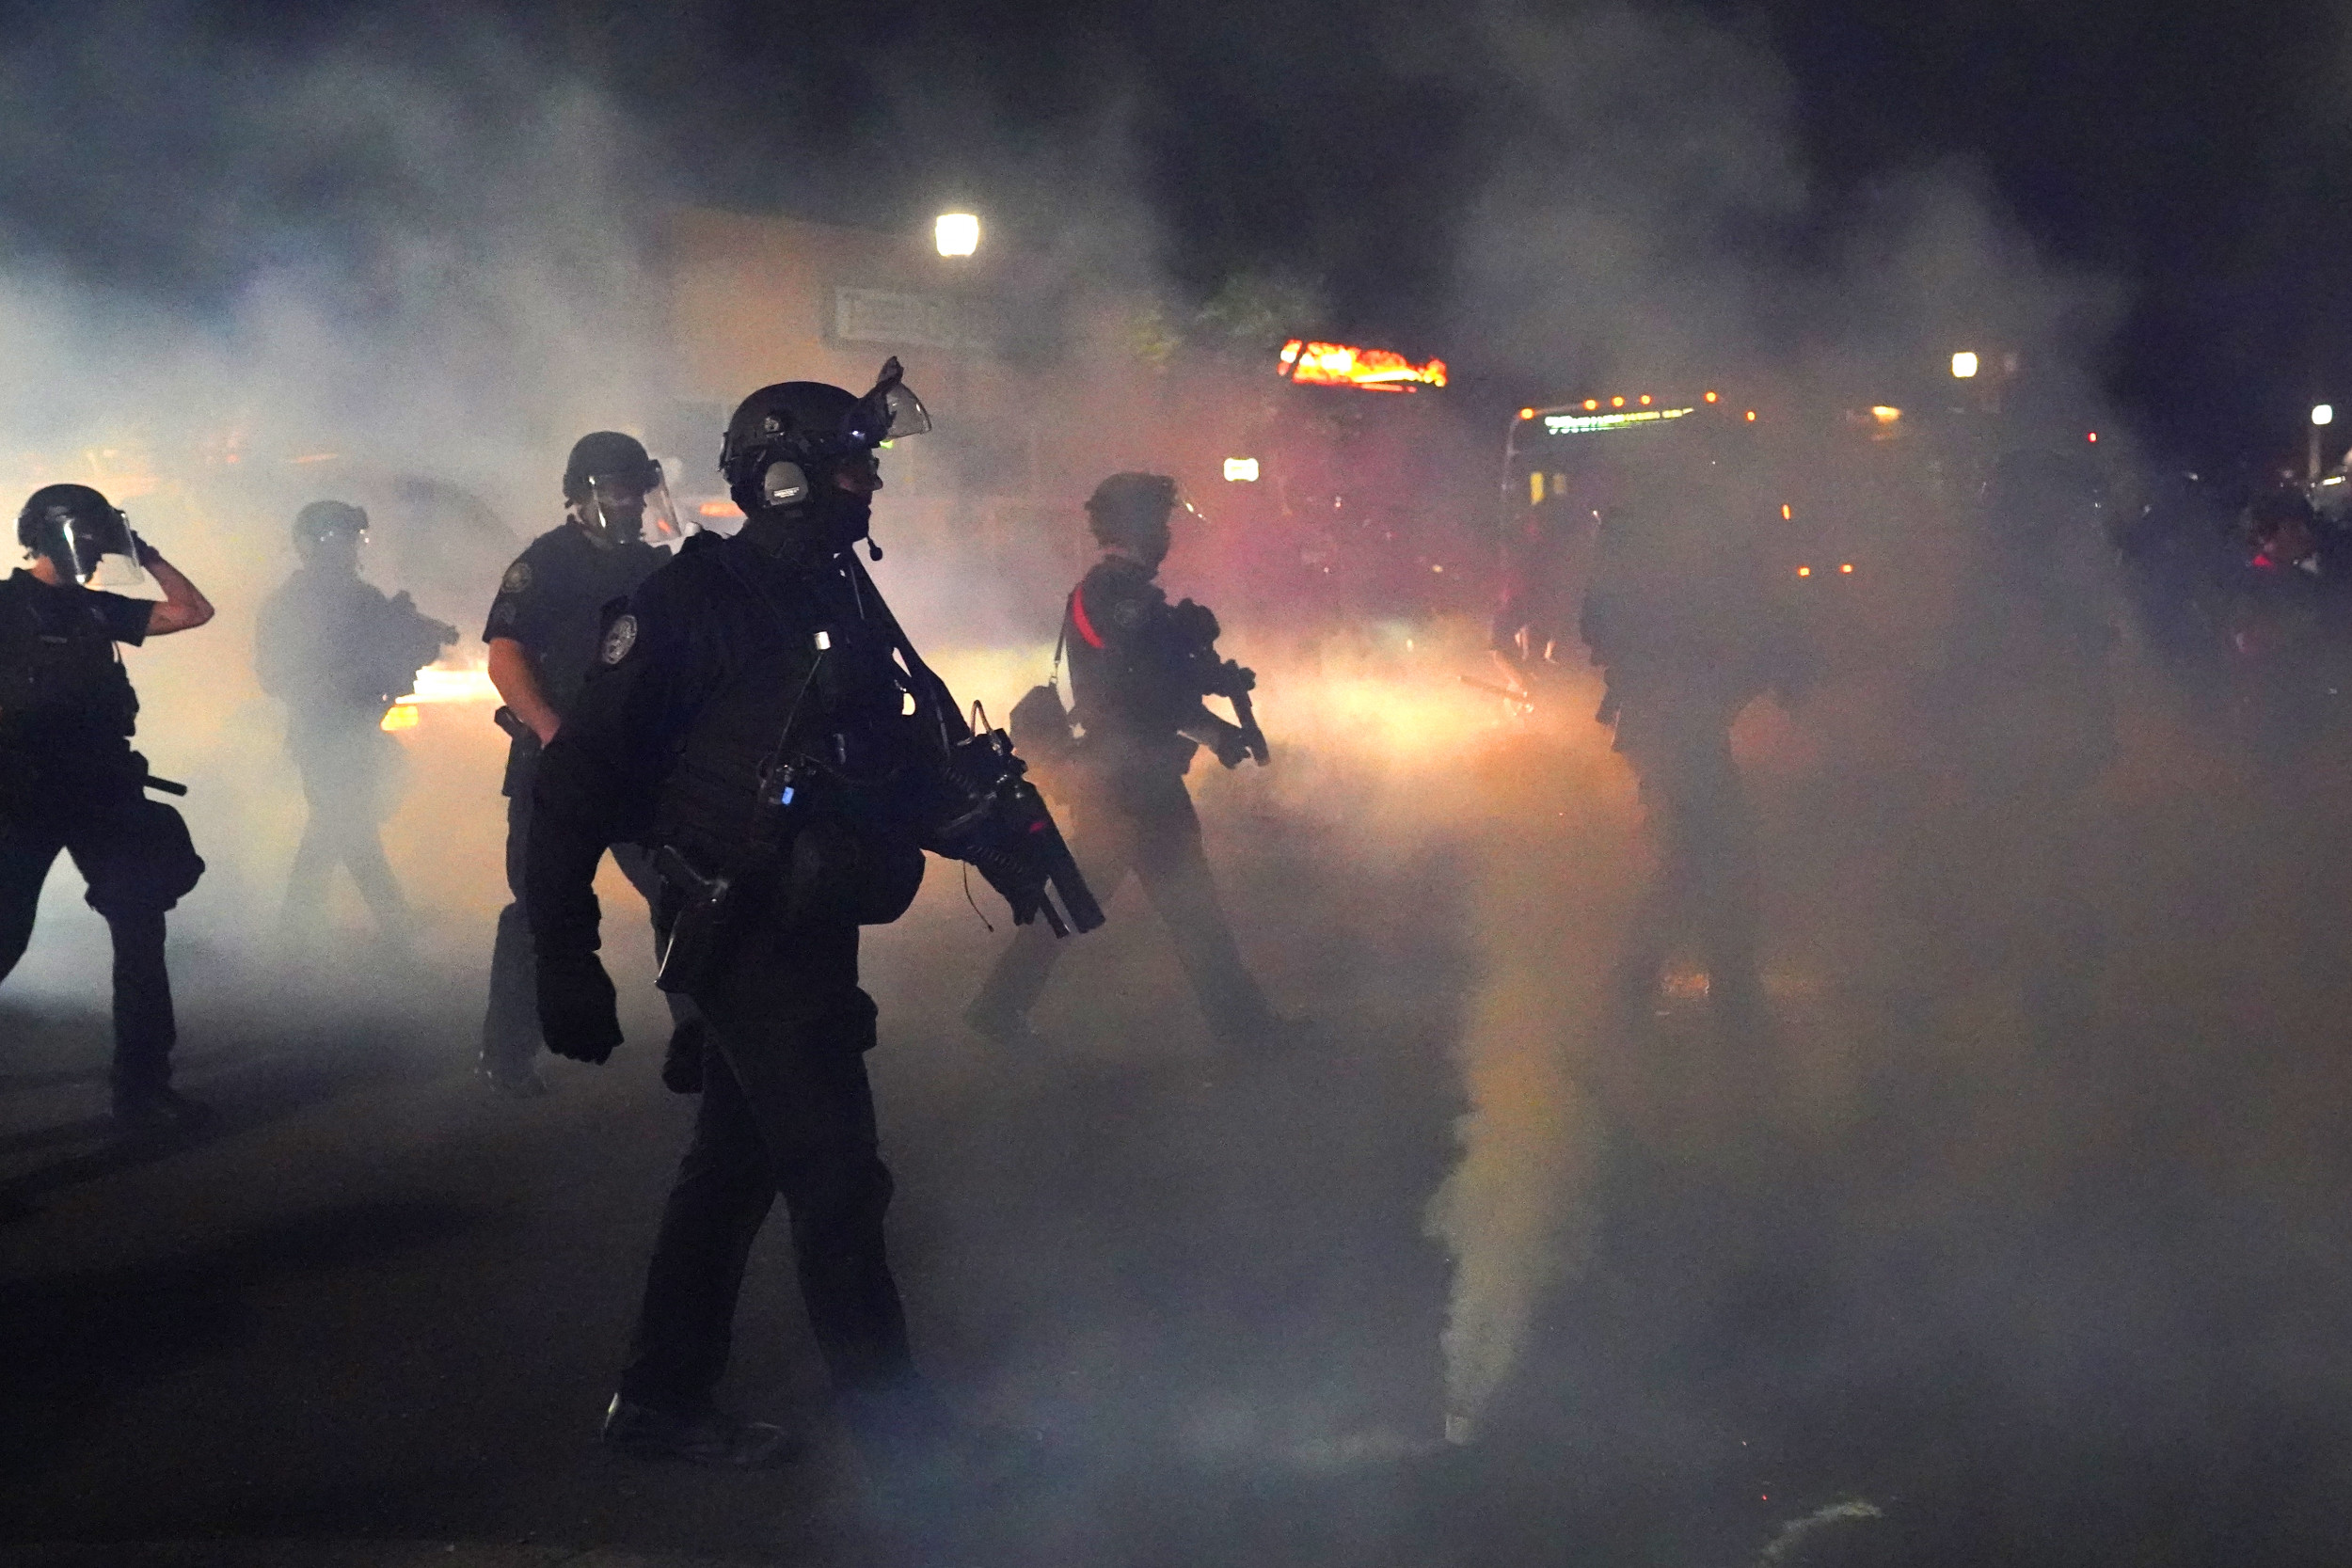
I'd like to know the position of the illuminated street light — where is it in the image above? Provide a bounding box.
[934,213,980,257]
[1223,457,1260,483]
[1951,351,1979,379]
[2315,404,2335,427]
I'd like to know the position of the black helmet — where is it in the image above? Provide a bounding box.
[720,356,931,515]
[18,483,138,587]
[564,431,660,497]
[1085,472,1180,549]
[562,431,680,547]
[293,499,368,557]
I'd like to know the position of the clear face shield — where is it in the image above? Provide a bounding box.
[842,356,933,451]
[42,503,146,590]
[580,462,685,549]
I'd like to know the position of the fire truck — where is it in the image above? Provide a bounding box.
[1497,385,1949,674]
[1183,338,1490,627]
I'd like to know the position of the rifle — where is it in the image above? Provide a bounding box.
[937,721,1104,937]
[1230,686,1271,766]
[838,556,1103,937]
[1168,597,1269,766]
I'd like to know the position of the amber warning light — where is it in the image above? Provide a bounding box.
[1277,340,1448,392]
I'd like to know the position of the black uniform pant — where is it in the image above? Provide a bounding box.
[971,764,1270,1038]
[1618,721,1762,1004]
[0,794,183,1098]
[281,724,409,938]
[617,914,913,1411]
[481,785,691,1070]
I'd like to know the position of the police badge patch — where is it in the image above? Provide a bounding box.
[601,613,639,665]
[501,561,533,594]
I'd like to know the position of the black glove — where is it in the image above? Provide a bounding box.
[536,952,622,1064]
[130,531,160,567]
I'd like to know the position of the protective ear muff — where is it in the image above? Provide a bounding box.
[761,460,809,507]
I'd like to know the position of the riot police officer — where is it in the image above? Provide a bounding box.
[1581,491,1805,1030]
[527,362,1076,1475]
[0,484,215,1128]
[256,500,455,950]
[478,432,696,1097]
[966,472,1279,1047]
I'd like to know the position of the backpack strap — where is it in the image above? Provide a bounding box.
[1050,595,1071,689]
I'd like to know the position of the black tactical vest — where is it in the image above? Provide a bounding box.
[0,576,139,765]
[651,550,936,875]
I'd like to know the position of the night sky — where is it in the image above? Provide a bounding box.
[4,0,2346,467]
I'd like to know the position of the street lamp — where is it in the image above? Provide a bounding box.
[1950,351,1979,379]
[2312,403,2336,481]
[934,213,980,258]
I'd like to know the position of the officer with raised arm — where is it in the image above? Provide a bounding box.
[0,484,215,1128]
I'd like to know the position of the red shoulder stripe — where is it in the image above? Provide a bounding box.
[1069,584,1105,649]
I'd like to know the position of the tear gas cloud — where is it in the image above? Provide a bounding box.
[4,3,2345,1562]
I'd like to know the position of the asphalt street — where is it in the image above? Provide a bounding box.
[8,648,2352,1567]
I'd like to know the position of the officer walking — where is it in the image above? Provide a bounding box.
[256,500,455,951]
[1581,488,1806,1031]
[965,472,1279,1048]
[478,432,697,1097]
[526,363,1068,1475]
[0,484,215,1128]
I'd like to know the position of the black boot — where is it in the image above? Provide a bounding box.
[601,1395,800,1468]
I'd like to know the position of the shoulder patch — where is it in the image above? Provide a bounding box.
[1109,597,1146,628]
[600,613,639,666]
[501,561,533,594]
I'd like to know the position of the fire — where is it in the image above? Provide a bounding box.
[1277,339,1447,392]
[379,704,421,733]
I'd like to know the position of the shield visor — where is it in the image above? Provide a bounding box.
[56,508,143,589]
[843,356,932,451]
[584,467,684,547]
